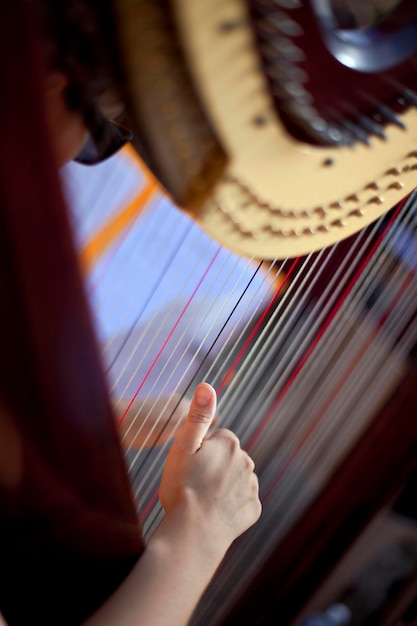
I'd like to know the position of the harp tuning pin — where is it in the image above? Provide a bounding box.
[367,195,384,205]
[313,206,326,218]
[280,19,303,37]
[387,181,404,190]
[268,12,303,37]
[358,116,386,140]
[273,37,305,62]
[264,223,284,235]
[270,205,284,216]
[280,81,310,99]
[407,150,417,159]
[327,127,345,143]
[385,167,401,176]
[302,226,314,236]
[330,218,346,228]
[364,181,379,191]
[267,63,306,83]
[317,224,329,233]
[376,105,406,129]
[345,194,359,203]
[341,119,370,145]
[329,201,342,209]
[348,208,364,218]
[401,88,417,106]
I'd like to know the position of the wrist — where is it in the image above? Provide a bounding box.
[153,498,230,580]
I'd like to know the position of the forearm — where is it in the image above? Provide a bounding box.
[84,504,225,626]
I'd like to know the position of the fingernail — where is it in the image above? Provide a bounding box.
[195,384,212,407]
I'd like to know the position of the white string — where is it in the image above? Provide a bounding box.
[130,258,280,516]
[191,194,417,625]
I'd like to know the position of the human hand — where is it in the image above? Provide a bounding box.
[84,384,260,626]
[159,383,261,559]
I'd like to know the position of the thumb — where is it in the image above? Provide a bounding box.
[174,383,217,452]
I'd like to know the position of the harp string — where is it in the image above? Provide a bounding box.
[95,193,189,359]
[219,238,363,449]
[199,257,287,394]
[201,199,412,584]
[66,151,417,624]
[128,255,279,514]
[114,238,264,427]
[223,307,417,624]
[235,195,408,462]
[218,250,330,437]
[126,259,286,489]
[187,259,282,397]
[244,197,411,487]
[102,199,197,365]
[192,197,417,626]
[129,270,285,523]
[105,211,194,373]
[78,179,278,516]
[216,257,299,394]
[136,233,360,528]
[214,249,336,452]
[116,244,223,417]
[128,202,396,529]
[121,257,268,453]
[120,250,259,451]
[254,196,413,512]
[108,222,218,397]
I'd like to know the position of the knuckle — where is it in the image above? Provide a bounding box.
[219,429,240,449]
[212,428,237,443]
[244,452,255,473]
[249,473,260,494]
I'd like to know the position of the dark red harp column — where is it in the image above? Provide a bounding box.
[0,3,144,625]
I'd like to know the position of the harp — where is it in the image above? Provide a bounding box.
[2,1,417,625]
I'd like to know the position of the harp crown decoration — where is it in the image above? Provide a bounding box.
[116,0,417,259]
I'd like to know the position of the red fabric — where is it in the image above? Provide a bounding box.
[0,2,144,624]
